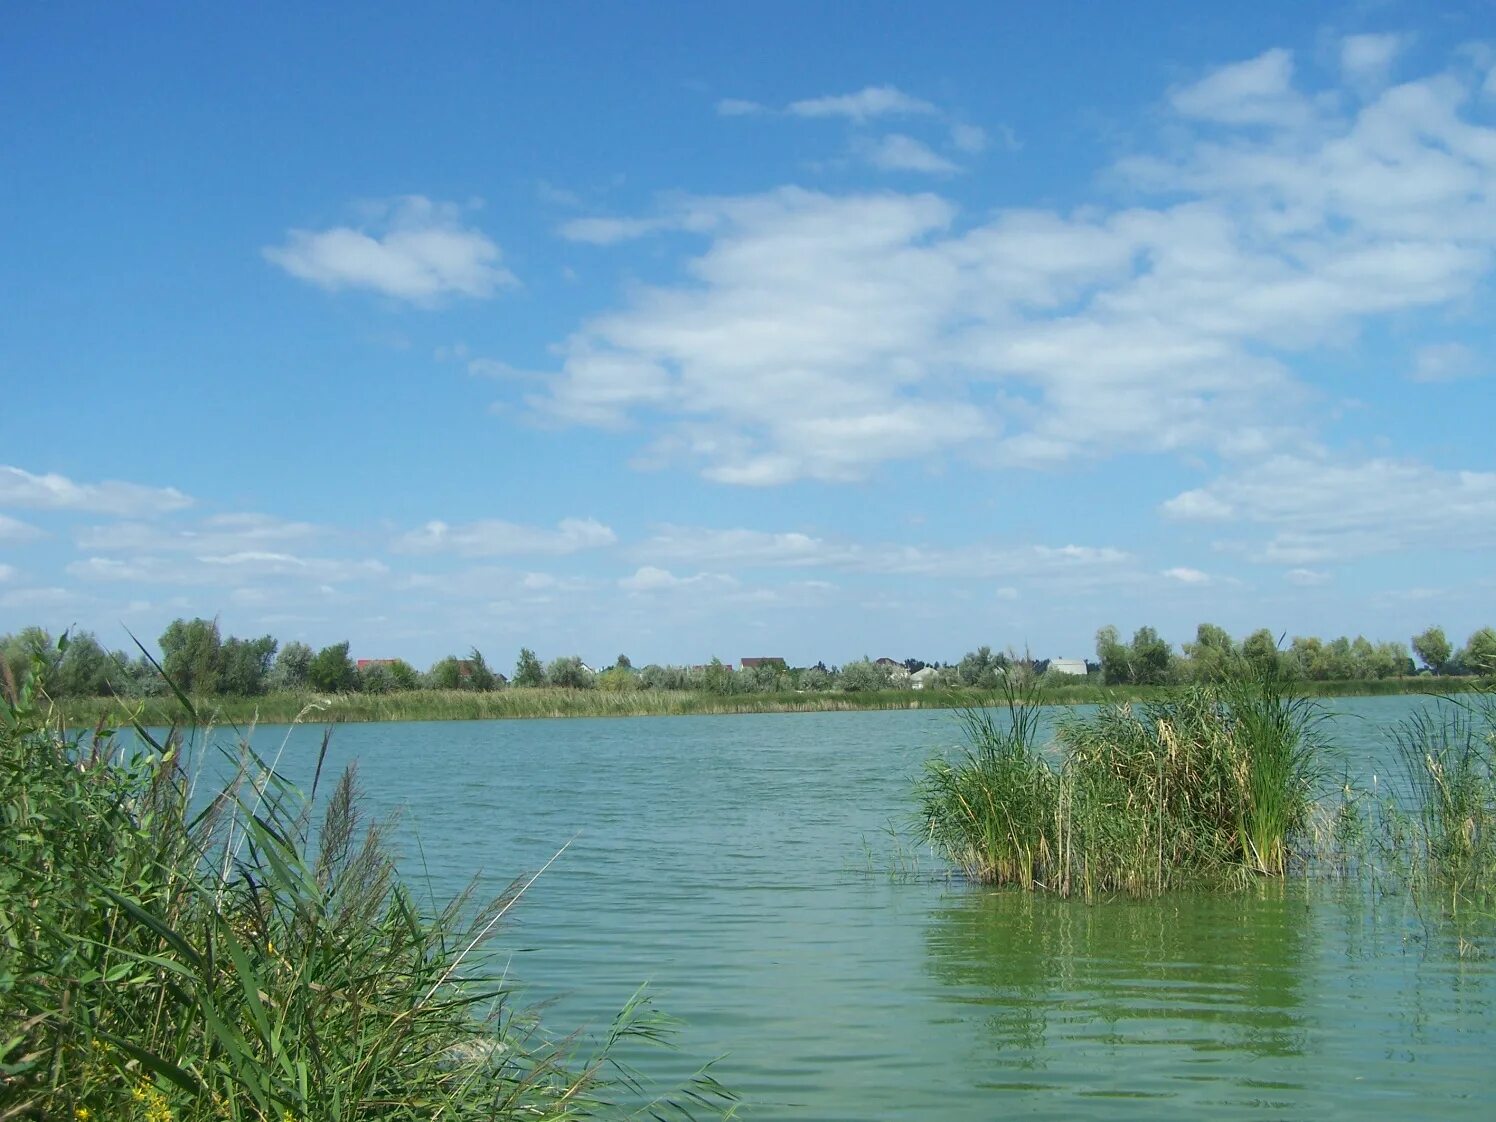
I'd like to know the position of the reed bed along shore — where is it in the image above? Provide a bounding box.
[57,675,1477,728]
[918,673,1496,909]
[0,658,734,1121]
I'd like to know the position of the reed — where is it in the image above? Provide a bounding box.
[0,655,733,1121]
[918,671,1326,898]
[1378,694,1496,910]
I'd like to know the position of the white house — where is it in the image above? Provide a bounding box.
[1047,658,1088,677]
[910,667,939,690]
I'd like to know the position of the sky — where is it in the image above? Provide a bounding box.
[2,1,1495,670]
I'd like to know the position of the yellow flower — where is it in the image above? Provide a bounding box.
[74,1109,91,1121]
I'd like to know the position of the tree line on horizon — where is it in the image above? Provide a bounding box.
[1,618,1493,701]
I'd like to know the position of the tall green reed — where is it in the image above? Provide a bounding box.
[0,646,734,1122]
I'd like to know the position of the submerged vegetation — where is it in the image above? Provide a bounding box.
[0,643,734,1121]
[919,670,1496,909]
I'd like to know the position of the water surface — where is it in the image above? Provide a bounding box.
[223,697,1493,1119]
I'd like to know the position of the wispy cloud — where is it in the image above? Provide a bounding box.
[786,85,937,123]
[264,196,515,302]
[392,517,617,557]
[863,134,960,174]
[1410,342,1482,383]
[0,466,191,517]
[0,514,43,544]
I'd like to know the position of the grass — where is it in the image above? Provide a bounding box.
[1376,693,1496,913]
[55,676,1477,728]
[0,654,735,1121]
[918,670,1326,899]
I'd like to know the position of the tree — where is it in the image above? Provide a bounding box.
[220,635,278,696]
[159,618,224,694]
[1412,626,1453,675]
[1464,627,1496,676]
[1095,625,1132,685]
[270,641,314,691]
[55,631,114,697]
[1241,629,1282,677]
[1130,626,1174,685]
[465,648,497,691]
[1184,623,1237,682]
[513,648,545,688]
[614,653,633,671]
[839,658,892,693]
[546,656,594,689]
[308,642,357,693]
[428,657,464,690]
[956,645,1004,688]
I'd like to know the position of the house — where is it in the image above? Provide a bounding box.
[1048,658,1089,677]
[740,657,786,670]
[356,658,400,671]
[910,666,939,690]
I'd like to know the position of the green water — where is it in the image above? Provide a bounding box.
[235,696,1494,1119]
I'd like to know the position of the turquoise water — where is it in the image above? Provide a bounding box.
[223,696,1494,1119]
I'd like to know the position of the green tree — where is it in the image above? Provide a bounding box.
[956,645,1004,688]
[1241,629,1282,677]
[1412,626,1453,675]
[308,641,358,692]
[1464,627,1496,676]
[1184,623,1237,681]
[1095,625,1132,685]
[546,656,594,689]
[1130,626,1174,685]
[219,635,278,696]
[698,657,732,695]
[513,647,545,687]
[159,618,224,694]
[839,658,891,692]
[270,641,314,690]
[55,631,114,697]
[465,648,497,691]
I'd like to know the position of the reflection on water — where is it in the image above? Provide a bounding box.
[217,702,1496,1120]
[923,882,1494,1118]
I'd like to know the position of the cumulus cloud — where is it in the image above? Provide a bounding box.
[618,566,736,592]
[1161,453,1496,563]
[264,196,515,302]
[1340,33,1405,89]
[863,134,960,174]
[636,524,1134,584]
[1163,566,1211,584]
[0,466,191,517]
[532,45,1496,484]
[786,85,937,122]
[393,517,617,557]
[0,514,43,543]
[1410,342,1482,383]
[75,513,321,554]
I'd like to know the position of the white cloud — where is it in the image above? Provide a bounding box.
[0,586,73,610]
[716,98,765,117]
[950,123,989,153]
[786,85,937,123]
[1284,568,1331,586]
[264,196,515,302]
[1162,453,1496,563]
[1170,48,1310,126]
[864,134,960,174]
[0,466,191,517]
[1340,33,1405,89]
[0,564,15,582]
[1163,566,1211,584]
[67,553,387,585]
[0,514,43,543]
[636,524,1134,584]
[533,46,1496,484]
[75,513,320,554]
[1411,342,1482,383]
[619,566,736,592]
[393,517,617,557]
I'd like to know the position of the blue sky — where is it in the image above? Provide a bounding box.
[3,1,1495,669]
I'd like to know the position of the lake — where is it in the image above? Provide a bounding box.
[217,695,1494,1120]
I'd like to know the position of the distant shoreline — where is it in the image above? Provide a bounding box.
[57,676,1480,728]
